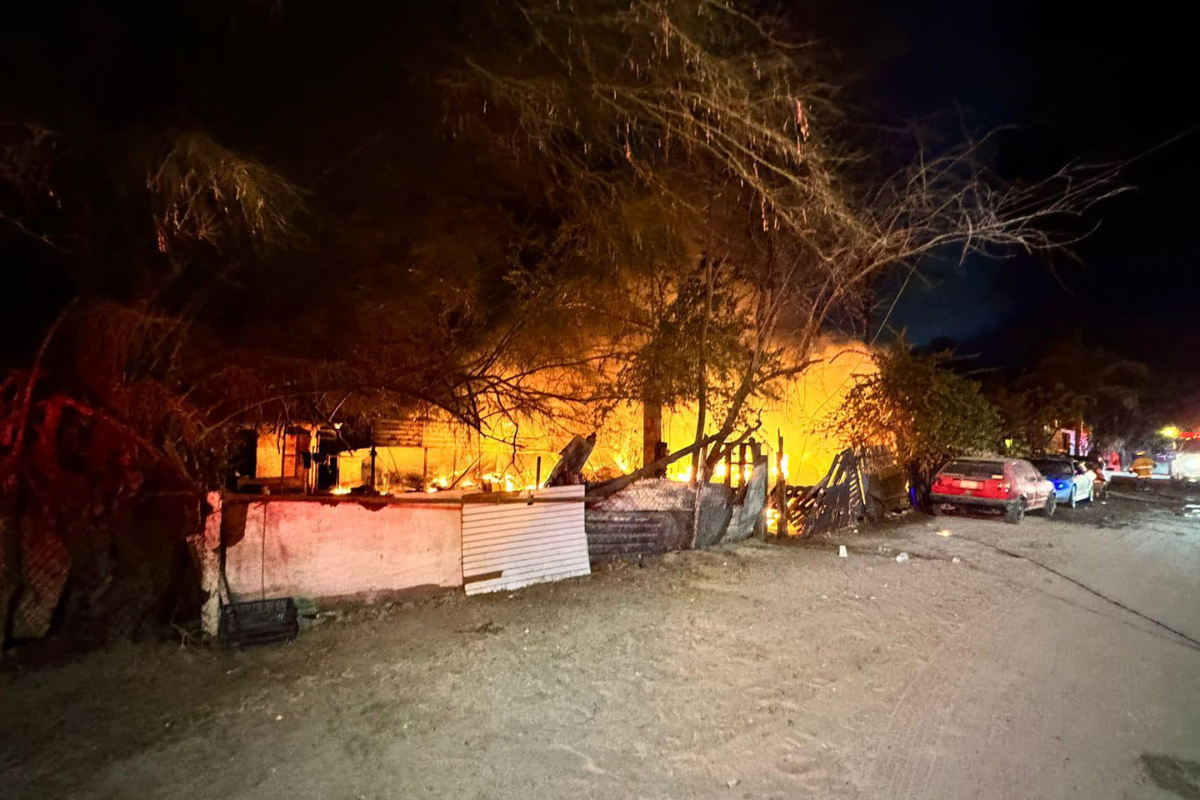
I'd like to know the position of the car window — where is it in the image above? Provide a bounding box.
[941,459,1005,476]
[1031,459,1073,477]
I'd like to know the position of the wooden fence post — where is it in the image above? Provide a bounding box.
[776,432,787,537]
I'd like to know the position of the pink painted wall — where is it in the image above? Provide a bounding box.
[222,497,462,601]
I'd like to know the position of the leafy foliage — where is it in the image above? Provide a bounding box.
[614,258,760,403]
[147,132,305,257]
[990,335,1153,455]
[827,341,1001,490]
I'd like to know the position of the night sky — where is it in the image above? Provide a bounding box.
[828,0,1200,374]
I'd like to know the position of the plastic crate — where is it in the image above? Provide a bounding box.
[219,598,298,647]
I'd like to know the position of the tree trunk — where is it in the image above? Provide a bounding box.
[690,257,715,483]
[642,394,662,471]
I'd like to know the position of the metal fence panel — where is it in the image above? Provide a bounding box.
[461,485,590,595]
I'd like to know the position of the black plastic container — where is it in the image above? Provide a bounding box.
[219,598,299,647]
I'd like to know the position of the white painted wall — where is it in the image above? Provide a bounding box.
[222,497,463,603]
[199,488,593,637]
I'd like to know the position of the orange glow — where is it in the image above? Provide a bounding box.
[324,338,875,495]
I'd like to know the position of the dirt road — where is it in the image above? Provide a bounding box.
[3,500,1199,799]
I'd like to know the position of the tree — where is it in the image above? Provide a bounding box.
[0,0,1128,645]
[0,124,312,646]
[454,0,1125,474]
[827,341,1001,503]
[989,381,1064,455]
[997,335,1152,456]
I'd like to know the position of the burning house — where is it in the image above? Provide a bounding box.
[239,339,877,497]
[189,339,878,631]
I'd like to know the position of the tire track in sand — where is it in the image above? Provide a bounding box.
[865,588,1030,800]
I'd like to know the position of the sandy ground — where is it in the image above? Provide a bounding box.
[3,499,1200,800]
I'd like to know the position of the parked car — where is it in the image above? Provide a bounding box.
[930,457,1056,524]
[1031,456,1095,507]
[1170,439,1200,483]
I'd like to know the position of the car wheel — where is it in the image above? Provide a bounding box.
[931,502,944,517]
[1005,500,1026,525]
[1041,493,1057,517]
[1069,482,1078,508]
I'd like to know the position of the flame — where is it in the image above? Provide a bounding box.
[670,465,693,483]
[768,454,791,480]
[320,337,874,497]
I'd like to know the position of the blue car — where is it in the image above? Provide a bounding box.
[1030,457,1095,508]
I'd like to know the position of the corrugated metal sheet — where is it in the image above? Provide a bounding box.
[584,510,690,559]
[461,485,590,595]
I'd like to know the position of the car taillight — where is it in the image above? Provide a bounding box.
[998,481,1011,496]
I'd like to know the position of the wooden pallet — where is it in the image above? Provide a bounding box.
[788,449,867,537]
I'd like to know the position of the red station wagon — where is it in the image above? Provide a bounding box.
[930,457,1056,524]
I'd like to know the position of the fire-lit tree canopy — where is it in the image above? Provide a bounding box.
[448,0,1124,470]
[1,0,1124,482]
[826,340,1002,501]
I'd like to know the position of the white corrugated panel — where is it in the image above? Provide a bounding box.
[461,485,590,595]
